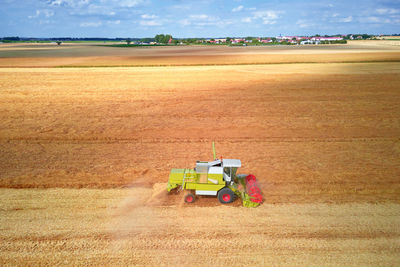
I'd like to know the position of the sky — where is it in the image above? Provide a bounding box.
[1,0,399,38]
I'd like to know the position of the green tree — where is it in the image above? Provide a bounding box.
[141,38,152,43]
[154,34,164,43]
[361,34,371,39]
[155,34,173,44]
[165,34,172,43]
[3,36,20,41]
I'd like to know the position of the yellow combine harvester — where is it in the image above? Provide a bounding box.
[167,143,262,207]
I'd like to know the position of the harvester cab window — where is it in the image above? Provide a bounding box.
[231,167,238,179]
[223,167,230,175]
[223,167,231,182]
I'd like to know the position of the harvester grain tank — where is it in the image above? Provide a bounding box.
[167,143,262,207]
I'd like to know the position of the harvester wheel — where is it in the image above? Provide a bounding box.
[184,193,195,203]
[217,187,235,204]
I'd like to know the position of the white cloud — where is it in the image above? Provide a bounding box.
[119,0,144,8]
[189,14,210,20]
[179,19,191,26]
[107,20,120,25]
[241,17,252,23]
[80,21,102,27]
[332,13,339,17]
[171,4,191,10]
[359,16,392,23]
[141,14,158,19]
[263,20,276,25]
[189,9,280,26]
[140,20,162,26]
[28,10,40,18]
[338,16,353,23]
[68,2,119,17]
[86,4,115,16]
[47,0,89,7]
[213,20,233,27]
[39,20,52,25]
[180,14,232,28]
[366,16,380,23]
[252,10,281,24]
[28,9,54,19]
[376,8,399,15]
[296,19,315,28]
[253,10,279,19]
[232,5,244,12]
[44,10,55,17]
[47,0,69,6]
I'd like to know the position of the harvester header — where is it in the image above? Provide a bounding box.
[167,142,262,207]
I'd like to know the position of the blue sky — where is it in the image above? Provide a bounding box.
[1,0,399,38]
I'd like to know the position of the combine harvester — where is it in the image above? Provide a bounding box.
[167,143,262,207]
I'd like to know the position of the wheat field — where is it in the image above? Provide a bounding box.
[0,43,400,265]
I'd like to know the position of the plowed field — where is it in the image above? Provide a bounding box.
[0,44,399,265]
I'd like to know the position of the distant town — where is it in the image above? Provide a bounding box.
[1,34,399,46]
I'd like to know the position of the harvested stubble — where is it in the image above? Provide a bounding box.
[0,188,399,266]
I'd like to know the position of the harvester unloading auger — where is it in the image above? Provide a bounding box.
[167,142,262,207]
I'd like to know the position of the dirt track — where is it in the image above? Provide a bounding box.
[0,44,400,265]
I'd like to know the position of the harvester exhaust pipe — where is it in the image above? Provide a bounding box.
[212,141,217,160]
